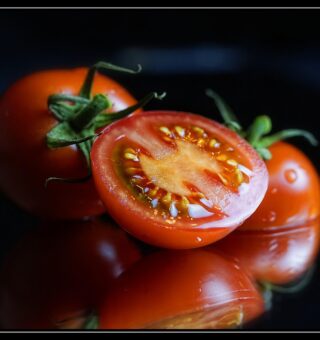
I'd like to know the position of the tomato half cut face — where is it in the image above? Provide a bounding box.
[92,111,269,249]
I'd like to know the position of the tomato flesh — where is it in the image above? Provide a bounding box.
[92,111,269,249]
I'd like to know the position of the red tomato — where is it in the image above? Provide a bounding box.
[240,142,320,231]
[98,249,264,329]
[0,219,141,329]
[91,111,268,249]
[215,219,320,285]
[0,68,137,219]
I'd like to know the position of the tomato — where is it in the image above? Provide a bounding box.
[0,67,138,219]
[91,111,268,249]
[240,142,320,231]
[98,249,264,329]
[215,219,320,285]
[0,218,141,329]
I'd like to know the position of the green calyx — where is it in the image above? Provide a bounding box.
[206,89,318,160]
[45,61,166,185]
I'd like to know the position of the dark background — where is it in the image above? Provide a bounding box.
[1,8,320,330]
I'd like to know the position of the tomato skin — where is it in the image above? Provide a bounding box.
[215,219,320,285]
[0,219,141,329]
[240,142,320,231]
[0,68,138,219]
[91,111,268,249]
[98,249,264,329]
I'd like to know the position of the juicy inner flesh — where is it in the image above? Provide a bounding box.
[121,124,251,220]
[140,140,221,197]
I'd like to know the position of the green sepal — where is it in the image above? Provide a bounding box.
[46,122,99,149]
[93,91,166,130]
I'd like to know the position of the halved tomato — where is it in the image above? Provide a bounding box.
[91,111,269,249]
[98,249,264,329]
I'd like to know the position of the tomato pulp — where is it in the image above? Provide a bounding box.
[0,68,138,219]
[92,111,269,249]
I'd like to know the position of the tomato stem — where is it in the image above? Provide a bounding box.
[206,89,243,133]
[80,61,142,99]
[259,129,318,148]
[206,90,318,160]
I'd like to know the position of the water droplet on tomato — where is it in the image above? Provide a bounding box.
[196,236,203,243]
[284,169,298,184]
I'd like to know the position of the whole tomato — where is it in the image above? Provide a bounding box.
[0,64,141,219]
[240,142,320,230]
[0,218,141,329]
[98,249,264,329]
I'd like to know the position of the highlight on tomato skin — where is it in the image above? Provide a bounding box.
[0,218,141,329]
[91,111,269,249]
[240,142,320,231]
[214,218,320,285]
[97,249,265,329]
[0,67,138,220]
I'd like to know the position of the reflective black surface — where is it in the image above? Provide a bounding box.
[1,8,320,330]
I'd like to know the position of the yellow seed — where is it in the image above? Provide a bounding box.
[236,170,244,183]
[162,192,172,205]
[124,148,136,155]
[209,139,217,148]
[216,154,227,161]
[197,138,206,147]
[163,136,173,142]
[192,126,204,135]
[124,153,139,161]
[180,196,190,210]
[149,186,159,197]
[226,159,238,167]
[191,192,205,199]
[125,167,140,175]
[159,126,171,136]
[218,173,228,185]
[174,126,185,137]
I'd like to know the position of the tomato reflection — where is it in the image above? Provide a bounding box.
[215,219,320,285]
[0,218,141,329]
[98,249,264,329]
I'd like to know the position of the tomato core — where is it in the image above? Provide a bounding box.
[118,123,252,222]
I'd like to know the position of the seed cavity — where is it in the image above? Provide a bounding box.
[122,123,250,220]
